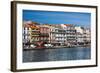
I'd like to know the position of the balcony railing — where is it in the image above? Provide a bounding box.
[39,33,49,37]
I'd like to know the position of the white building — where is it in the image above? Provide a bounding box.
[48,25,67,46]
[61,24,77,46]
[75,26,91,45]
[23,21,32,43]
[84,28,91,43]
[75,26,84,44]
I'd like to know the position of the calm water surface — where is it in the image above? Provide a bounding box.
[23,47,91,62]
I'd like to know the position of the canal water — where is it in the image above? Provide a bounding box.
[23,47,91,62]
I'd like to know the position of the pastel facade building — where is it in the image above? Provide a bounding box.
[39,25,50,43]
[40,24,56,44]
[23,21,40,44]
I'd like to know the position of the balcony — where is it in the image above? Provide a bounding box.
[31,33,40,37]
[39,33,49,37]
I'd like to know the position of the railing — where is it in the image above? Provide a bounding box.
[39,33,49,37]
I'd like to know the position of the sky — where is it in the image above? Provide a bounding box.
[23,10,91,27]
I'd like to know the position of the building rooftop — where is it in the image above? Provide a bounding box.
[64,24,73,26]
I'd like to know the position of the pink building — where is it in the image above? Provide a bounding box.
[39,26,49,43]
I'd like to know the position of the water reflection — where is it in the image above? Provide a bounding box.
[23,47,91,62]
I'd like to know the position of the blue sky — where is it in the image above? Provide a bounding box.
[23,10,91,27]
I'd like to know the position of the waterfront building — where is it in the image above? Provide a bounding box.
[48,25,67,46]
[53,28,66,46]
[75,26,84,45]
[23,21,32,44]
[61,24,77,46]
[40,24,56,44]
[39,25,50,43]
[75,26,91,46]
[23,21,40,44]
[83,28,91,45]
